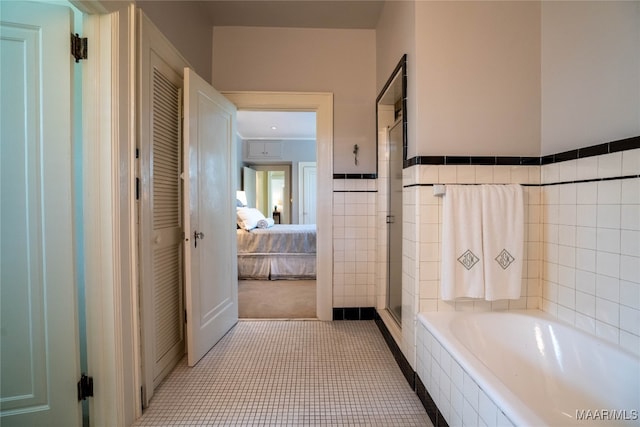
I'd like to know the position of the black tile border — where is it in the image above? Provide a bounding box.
[334,136,639,178]
[373,312,415,390]
[332,307,376,321]
[333,190,378,193]
[404,173,640,189]
[403,135,639,168]
[333,173,377,180]
[416,376,450,427]
[372,311,450,424]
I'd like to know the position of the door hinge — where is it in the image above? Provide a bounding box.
[77,373,94,401]
[71,33,88,63]
[135,177,140,200]
[184,309,187,324]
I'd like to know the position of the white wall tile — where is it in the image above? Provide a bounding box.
[542,163,559,184]
[596,228,621,253]
[598,152,623,179]
[492,166,511,183]
[476,166,494,183]
[576,156,598,181]
[621,179,640,204]
[620,255,640,283]
[595,274,620,302]
[558,160,577,182]
[622,149,640,175]
[575,270,596,295]
[597,205,621,229]
[597,180,622,205]
[596,297,620,327]
[596,252,620,279]
[621,205,640,231]
[438,166,457,183]
[576,182,598,205]
[620,280,640,308]
[620,306,640,336]
[576,291,595,316]
[576,205,597,227]
[576,248,596,272]
[576,226,596,250]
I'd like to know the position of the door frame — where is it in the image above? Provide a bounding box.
[75,1,140,425]
[223,92,333,321]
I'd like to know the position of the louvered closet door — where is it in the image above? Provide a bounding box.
[138,11,188,406]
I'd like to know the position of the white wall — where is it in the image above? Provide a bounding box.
[541,1,640,155]
[212,26,377,174]
[136,0,213,83]
[414,1,541,157]
[375,0,416,161]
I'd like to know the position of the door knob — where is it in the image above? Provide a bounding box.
[194,230,205,247]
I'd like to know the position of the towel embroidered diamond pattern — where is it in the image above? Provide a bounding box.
[495,249,515,270]
[458,250,480,270]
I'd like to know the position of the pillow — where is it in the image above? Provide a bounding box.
[236,207,266,231]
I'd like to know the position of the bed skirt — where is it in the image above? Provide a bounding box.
[237,253,316,280]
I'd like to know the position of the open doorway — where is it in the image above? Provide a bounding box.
[225,92,333,321]
[236,110,317,318]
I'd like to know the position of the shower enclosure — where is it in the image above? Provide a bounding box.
[377,55,407,326]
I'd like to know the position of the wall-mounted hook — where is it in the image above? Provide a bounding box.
[353,144,359,166]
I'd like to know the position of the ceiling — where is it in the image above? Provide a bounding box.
[200,1,385,30]
[198,0,385,140]
[237,111,316,140]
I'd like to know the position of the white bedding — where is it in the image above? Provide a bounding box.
[237,224,316,280]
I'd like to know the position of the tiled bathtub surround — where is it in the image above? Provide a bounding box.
[396,163,542,369]
[540,148,640,355]
[416,322,515,427]
[409,164,542,314]
[333,178,378,308]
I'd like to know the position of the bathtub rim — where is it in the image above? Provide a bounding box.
[417,309,640,426]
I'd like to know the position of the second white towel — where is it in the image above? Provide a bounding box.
[481,185,524,301]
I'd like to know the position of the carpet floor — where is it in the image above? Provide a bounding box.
[238,279,316,319]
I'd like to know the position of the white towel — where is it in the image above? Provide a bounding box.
[257,217,275,229]
[441,185,485,301]
[481,185,524,301]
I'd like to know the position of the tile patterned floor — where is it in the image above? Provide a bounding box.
[133,320,432,426]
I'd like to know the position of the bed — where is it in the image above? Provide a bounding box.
[236,224,317,280]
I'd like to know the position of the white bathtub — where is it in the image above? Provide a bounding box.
[417,310,640,426]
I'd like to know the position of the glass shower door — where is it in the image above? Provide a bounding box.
[387,120,403,325]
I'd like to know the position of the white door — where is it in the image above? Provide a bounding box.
[183,68,238,366]
[299,162,317,224]
[0,2,81,426]
[242,166,257,208]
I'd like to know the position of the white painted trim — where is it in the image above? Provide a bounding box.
[81,2,139,426]
[223,92,334,321]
